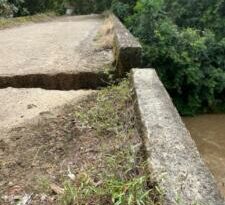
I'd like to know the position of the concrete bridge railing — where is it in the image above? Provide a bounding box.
[131,69,225,205]
[111,14,142,77]
[111,15,225,205]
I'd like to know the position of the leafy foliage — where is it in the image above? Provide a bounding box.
[53,0,113,15]
[0,0,21,17]
[0,0,55,16]
[111,0,135,20]
[123,0,225,115]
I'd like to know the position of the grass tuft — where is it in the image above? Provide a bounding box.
[95,16,114,50]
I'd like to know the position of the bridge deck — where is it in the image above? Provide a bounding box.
[0,15,104,76]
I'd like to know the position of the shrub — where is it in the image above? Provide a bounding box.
[124,0,225,115]
[0,0,13,17]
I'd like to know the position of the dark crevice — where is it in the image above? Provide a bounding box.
[0,72,110,90]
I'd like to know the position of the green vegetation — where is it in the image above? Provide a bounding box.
[0,0,112,17]
[0,0,55,16]
[59,151,160,205]
[112,0,225,115]
[76,80,132,135]
[58,80,162,205]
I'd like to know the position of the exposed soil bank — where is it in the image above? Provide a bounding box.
[183,114,225,197]
[0,72,109,90]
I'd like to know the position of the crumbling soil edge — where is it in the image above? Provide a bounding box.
[0,72,110,90]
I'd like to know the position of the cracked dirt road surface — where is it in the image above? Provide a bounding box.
[0,14,115,205]
[0,15,104,76]
[0,15,114,204]
[0,14,113,133]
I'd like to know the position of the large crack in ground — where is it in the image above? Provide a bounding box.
[0,72,109,90]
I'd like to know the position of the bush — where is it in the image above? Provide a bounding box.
[111,0,130,20]
[0,0,13,17]
[94,0,112,12]
[0,0,55,17]
[164,0,225,38]
[122,0,225,115]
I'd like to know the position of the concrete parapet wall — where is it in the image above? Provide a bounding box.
[131,68,225,205]
[111,15,142,77]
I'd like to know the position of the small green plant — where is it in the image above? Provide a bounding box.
[60,173,105,205]
[59,151,161,205]
[103,148,162,205]
[75,80,134,136]
[107,176,151,205]
[60,181,77,205]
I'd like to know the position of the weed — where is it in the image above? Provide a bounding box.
[107,176,151,205]
[0,12,55,30]
[58,148,161,205]
[60,181,77,205]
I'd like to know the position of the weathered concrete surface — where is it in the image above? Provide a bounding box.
[0,15,113,89]
[0,88,93,132]
[111,15,142,77]
[132,68,225,205]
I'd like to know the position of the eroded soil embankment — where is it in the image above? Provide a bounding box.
[0,72,109,90]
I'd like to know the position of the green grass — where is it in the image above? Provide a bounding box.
[58,80,163,205]
[75,80,133,135]
[0,12,56,30]
[59,150,161,205]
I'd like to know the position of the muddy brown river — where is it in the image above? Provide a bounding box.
[183,114,225,197]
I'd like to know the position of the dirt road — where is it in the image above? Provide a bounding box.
[0,15,113,132]
[0,15,104,76]
[0,14,116,205]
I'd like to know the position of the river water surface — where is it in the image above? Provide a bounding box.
[183,114,225,197]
